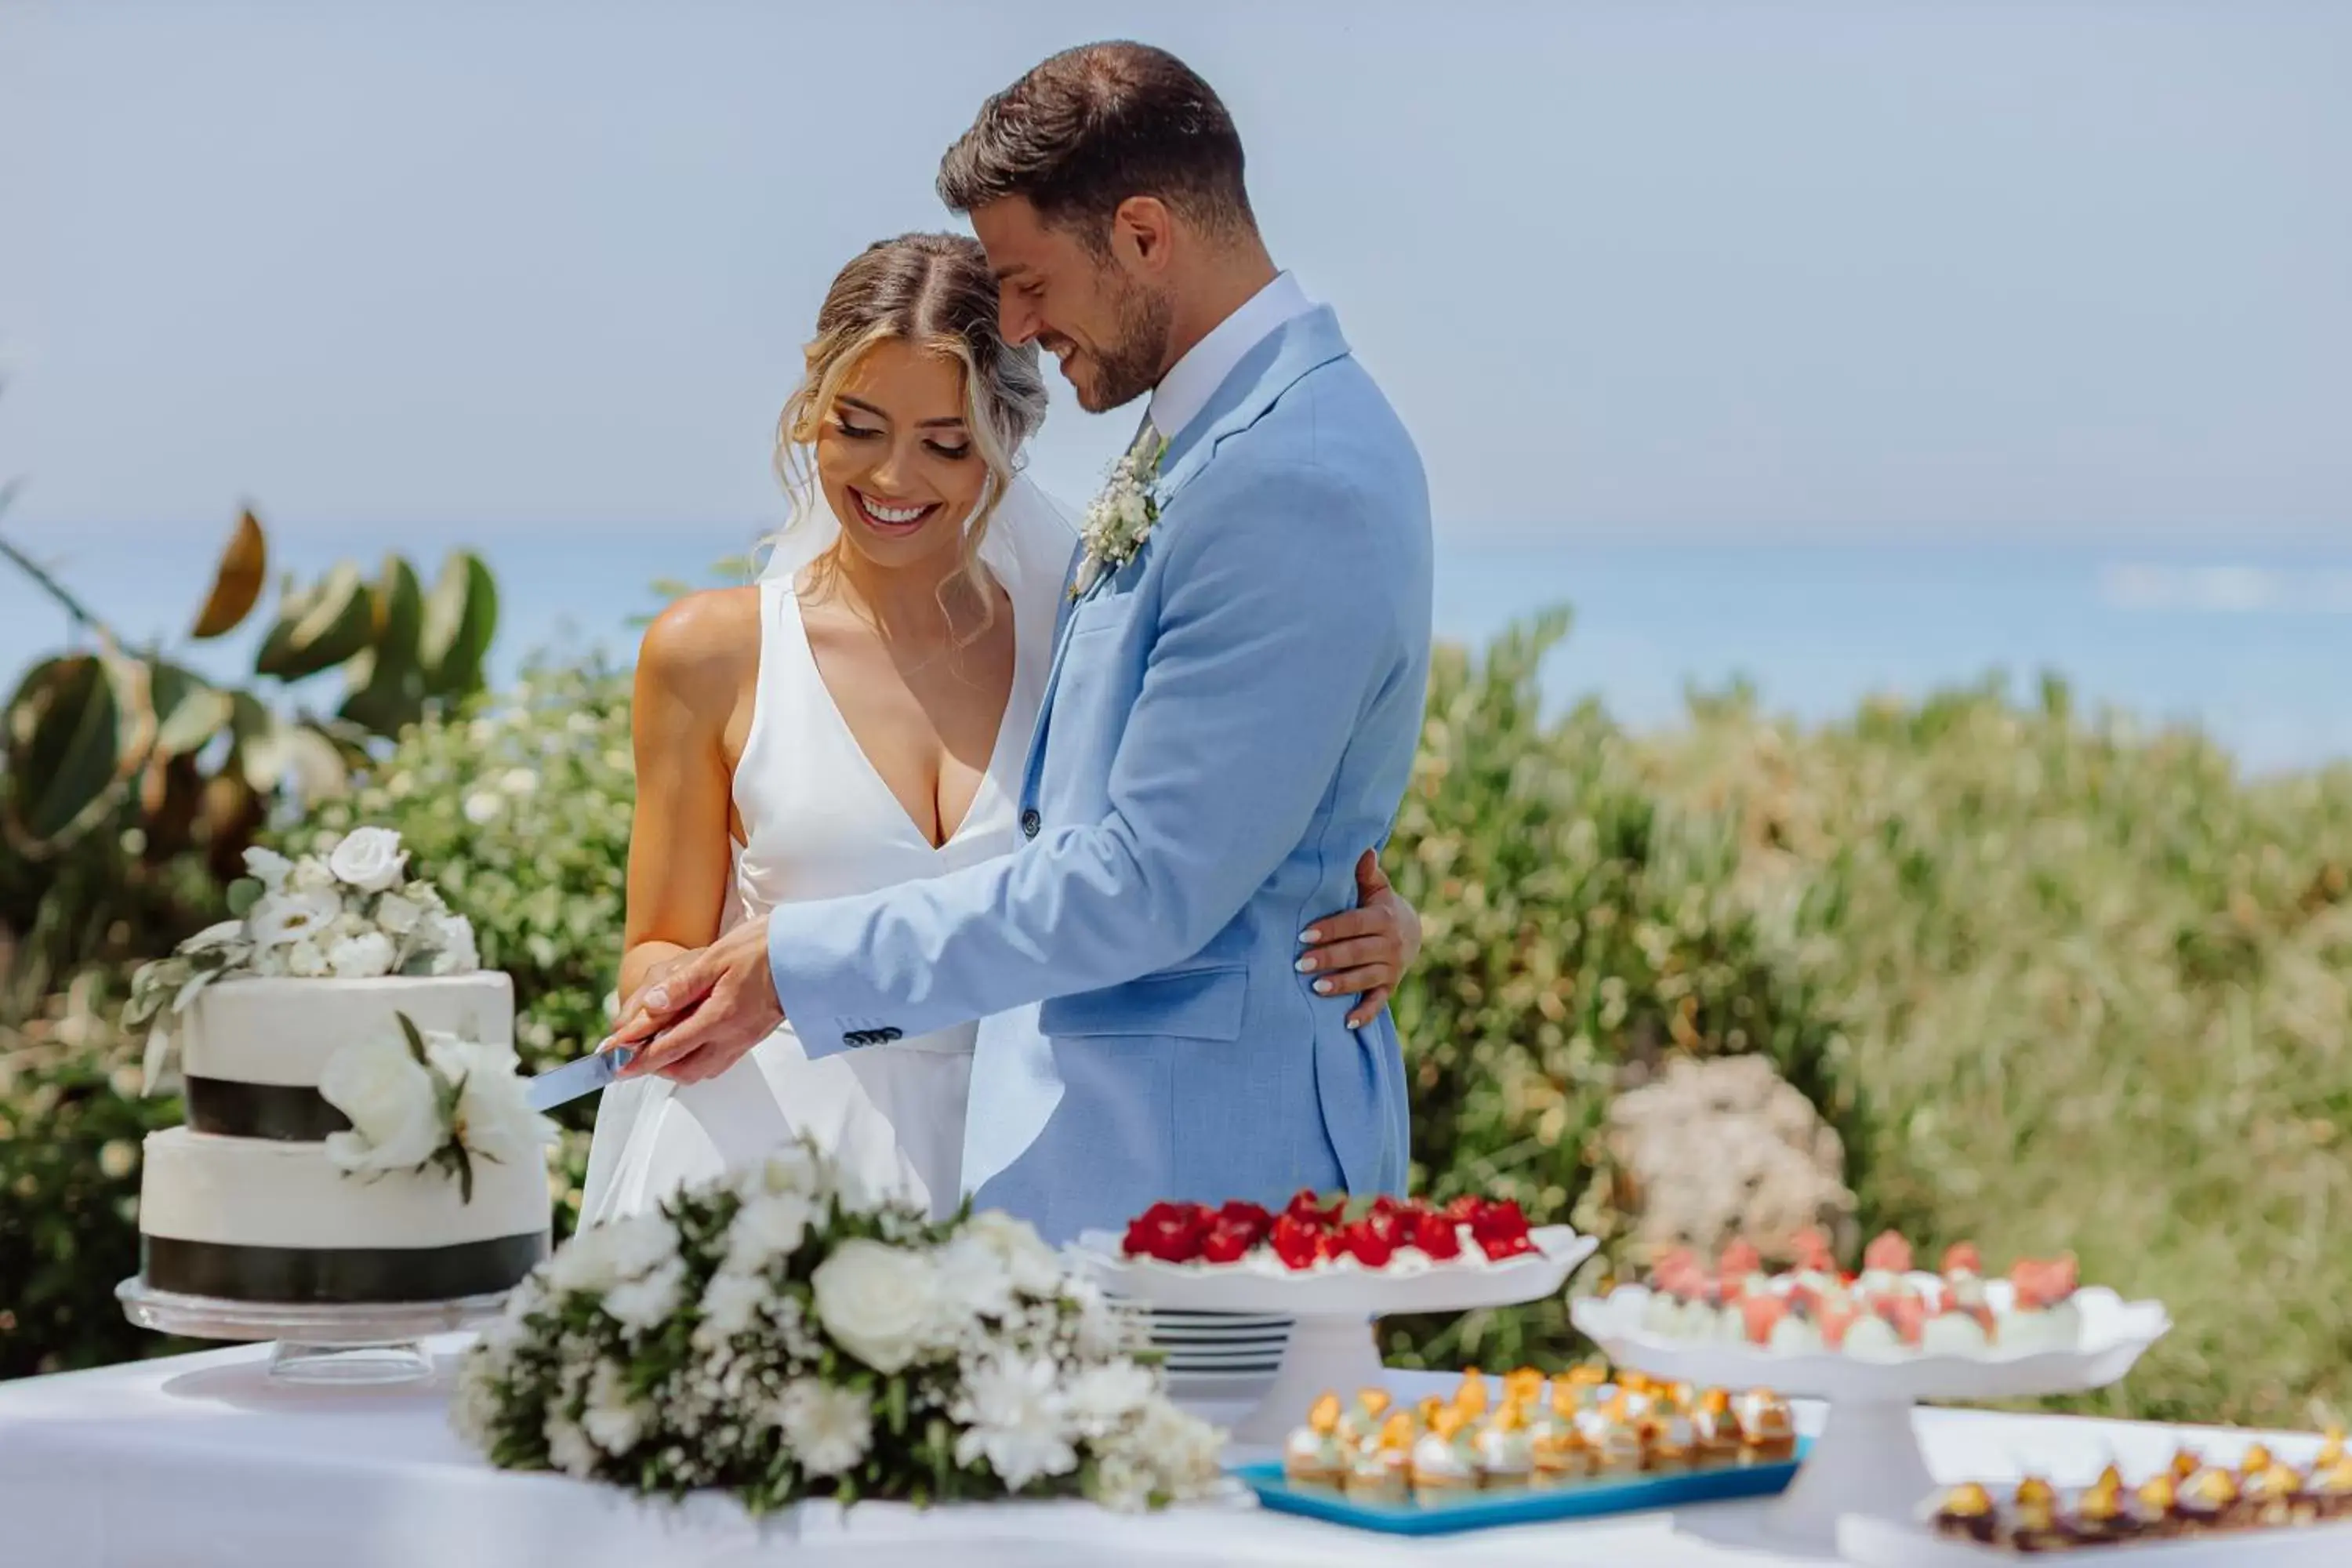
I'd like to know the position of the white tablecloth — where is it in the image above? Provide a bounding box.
[0,1337,2306,1568]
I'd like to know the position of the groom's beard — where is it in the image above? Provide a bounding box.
[1076,281,1173,413]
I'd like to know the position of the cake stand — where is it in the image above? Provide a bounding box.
[118,1278,511,1385]
[1069,1225,1597,1446]
[1573,1283,2171,1554]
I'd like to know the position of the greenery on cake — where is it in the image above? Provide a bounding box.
[123,826,480,1091]
[318,1012,551,1203]
[452,1139,1224,1512]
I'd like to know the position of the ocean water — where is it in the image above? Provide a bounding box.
[6,526,2350,775]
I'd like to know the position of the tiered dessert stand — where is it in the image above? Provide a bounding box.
[117,1278,512,1386]
[1573,1280,2172,1552]
[1070,1225,1598,1446]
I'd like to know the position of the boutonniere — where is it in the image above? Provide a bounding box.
[1070,434,1167,599]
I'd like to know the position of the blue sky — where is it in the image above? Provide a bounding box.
[3,0,2347,546]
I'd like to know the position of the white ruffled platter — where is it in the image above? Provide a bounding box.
[1839,1511,2352,1567]
[1072,1225,1595,1316]
[1572,1282,2172,1402]
[1069,1225,1597,1446]
[1572,1283,2172,1554]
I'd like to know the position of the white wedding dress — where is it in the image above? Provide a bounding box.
[579,479,1073,1225]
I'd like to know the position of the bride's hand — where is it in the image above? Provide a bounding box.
[1296,849,1422,1029]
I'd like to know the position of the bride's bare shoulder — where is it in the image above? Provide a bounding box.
[635,586,760,713]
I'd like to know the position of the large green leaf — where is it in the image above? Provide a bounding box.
[2,649,152,849]
[339,554,428,735]
[254,561,375,681]
[417,551,499,695]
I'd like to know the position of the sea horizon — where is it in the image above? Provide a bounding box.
[5,528,2350,776]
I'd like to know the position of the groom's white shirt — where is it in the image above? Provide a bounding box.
[1145,270,1314,440]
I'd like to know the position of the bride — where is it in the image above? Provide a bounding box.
[581,234,1421,1224]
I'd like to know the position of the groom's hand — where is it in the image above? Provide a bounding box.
[604,916,785,1083]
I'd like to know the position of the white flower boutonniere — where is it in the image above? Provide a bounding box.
[1071,434,1168,600]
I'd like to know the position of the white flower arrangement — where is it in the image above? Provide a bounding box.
[452,1140,1225,1514]
[1069,433,1167,600]
[126,827,481,1091]
[318,1012,554,1203]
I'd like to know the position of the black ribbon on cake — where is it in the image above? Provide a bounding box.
[143,1232,548,1304]
[183,1076,352,1142]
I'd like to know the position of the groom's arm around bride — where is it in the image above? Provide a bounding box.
[614,43,1432,1236]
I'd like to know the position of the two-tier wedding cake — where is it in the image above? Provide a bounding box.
[127,829,554,1305]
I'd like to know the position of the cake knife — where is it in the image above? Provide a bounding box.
[524,1047,634,1112]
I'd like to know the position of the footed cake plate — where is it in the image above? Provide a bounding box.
[1573,1283,2172,1552]
[118,1280,514,1385]
[1071,1225,1596,1445]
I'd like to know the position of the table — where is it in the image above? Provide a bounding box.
[0,1338,2315,1568]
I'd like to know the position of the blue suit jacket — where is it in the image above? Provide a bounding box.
[765,306,1433,1242]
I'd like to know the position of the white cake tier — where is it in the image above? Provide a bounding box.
[180,974,514,1088]
[140,1126,549,1250]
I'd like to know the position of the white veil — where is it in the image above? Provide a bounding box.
[576,466,1078,1229]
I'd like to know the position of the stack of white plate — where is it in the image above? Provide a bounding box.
[1144,1308,1294,1397]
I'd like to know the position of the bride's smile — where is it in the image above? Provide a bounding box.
[816,338,988,568]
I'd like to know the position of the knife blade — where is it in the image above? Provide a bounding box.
[524,1047,633,1112]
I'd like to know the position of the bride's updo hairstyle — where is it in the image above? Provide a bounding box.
[770,233,1050,628]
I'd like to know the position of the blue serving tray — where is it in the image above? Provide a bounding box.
[1232,1441,1811,1537]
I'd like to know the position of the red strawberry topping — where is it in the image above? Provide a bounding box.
[1122,1201,1209,1264]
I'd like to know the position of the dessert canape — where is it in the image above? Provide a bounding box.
[1528,1395,1592,1487]
[1343,1410,1414,1502]
[1857,1230,1913,1301]
[1557,1362,1610,1412]
[1590,1397,1649,1476]
[2132,1472,2178,1535]
[2307,1449,2352,1521]
[1929,1481,2001,1544]
[1451,1367,1490,1419]
[2241,1456,2310,1529]
[2174,1465,2239,1534]
[2071,1465,2138,1544]
[1920,1297,1994,1356]
[1283,1393,1348,1486]
[1408,1406,1479,1493]
[1693,1388,1745,1468]
[1646,1406,1697,1474]
[2008,1475,2067,1553]
[1473,1399,1536,1489]
[2001,1254,2083,1352]
[1335,1385,1392,1450]
[1738,1389,1798,1465]
[1501,1367,1546,1410]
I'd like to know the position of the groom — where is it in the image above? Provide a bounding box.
[611,42,1433,1243]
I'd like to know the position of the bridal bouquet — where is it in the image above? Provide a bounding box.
[126,826,479,1088]
[452,1143,1227,1513]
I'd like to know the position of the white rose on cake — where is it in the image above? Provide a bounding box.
[286,938,330,978]
[811,1240,945,1374]
[423,1034,554,1161]
[328,826,409,892]
[328,930,397,978]
[318,1030,446,1174]
[372,891,424,937]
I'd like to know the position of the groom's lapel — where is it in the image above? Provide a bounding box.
[1153,306,1352,503]
[1014,307,1355,813]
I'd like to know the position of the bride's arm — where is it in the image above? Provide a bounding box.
[617,591,754,1014]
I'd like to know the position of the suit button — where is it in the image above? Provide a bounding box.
[876,1026,903,1043]
[1020,809,1041,839]
[844,1030,869,1047]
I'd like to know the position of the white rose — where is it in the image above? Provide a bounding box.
[249,946,290,978]
[286,938,329,978]
[241,847,292,891]
[319,1031,445,1174]
[327,931,397,978]
[290,857,337,895]
[724,1191,813,1273]
[931,1231,1016,1322]
[811,1240,943,1374]
[372,892,423,936]
[250,889,340,950]
[328,826,408,892]
[966,1210,1065,1295]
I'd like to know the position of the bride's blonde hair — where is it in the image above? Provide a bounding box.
[769,234,1049,638]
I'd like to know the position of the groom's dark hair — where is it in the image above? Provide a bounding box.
[938,42,1256,251]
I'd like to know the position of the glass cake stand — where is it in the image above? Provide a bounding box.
[118,1278,512,1385]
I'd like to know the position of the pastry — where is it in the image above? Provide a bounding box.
[1408,1406,1479,1492]
[1342,1410,1414,1502]
[1283,1392,1348,1486]
[1473,1400,1536,1488]
[1929,1481,2000,1544]
[1738,1388,1798,1465]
